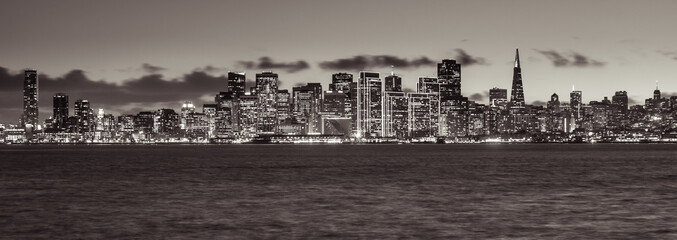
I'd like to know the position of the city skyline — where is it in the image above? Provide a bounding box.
[2,0,677,123]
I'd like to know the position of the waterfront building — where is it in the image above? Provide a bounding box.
[21,69,39,131]
[52,93,69,130]
[227,72,246,98]
[255,72,279,134]
[356,71,382,138]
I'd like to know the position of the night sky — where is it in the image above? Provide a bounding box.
[2,0,677,123]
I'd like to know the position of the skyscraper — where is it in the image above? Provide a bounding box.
[570,87,583,120]
[612,91,628,114]
[255,72,278,134]
[489,88,508,107]
[510,49,525,109]
[292,83,322,133]
[329,72,353,93]
[52,93,69,130]
[356,71,382,138]
[227,72,246,98]
[22,69,39,129]
[437,59,461,99]
[74,99,93,132]
[384,74,402,92]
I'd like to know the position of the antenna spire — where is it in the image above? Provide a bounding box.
[514,48,520,68]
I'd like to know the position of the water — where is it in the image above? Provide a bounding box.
[1,144,676,239]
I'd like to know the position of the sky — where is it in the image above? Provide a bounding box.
[1,0,677,124]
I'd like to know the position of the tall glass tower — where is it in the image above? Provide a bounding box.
[22,69,39,129]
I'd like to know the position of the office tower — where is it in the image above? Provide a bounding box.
[408,93,436,138]
[437,59,461,98]
[227,72,246,98]
[153,109,179,135]
[323,91,347,116]
[547,93,560,113]
[202,104,218,138]
[52,93,69,130]
[22,69,39,129]
[489,87,508,107]
[134,111,155,134]
[255,72,278,134]
[238,95,259,137]
[276,90,292,125]
[612,91,628,114]
[292,83,322,133]
[417,77,441,135]
[570,87,583,119]
[417,77,440,94]
[384,74,402,92]
[117,114,135,133]
[383,92,408,139]
[74,99,93,132]
[329,72,353,93]
[180,101,196,130]
[356,71,382,138]
[510,49,525,109]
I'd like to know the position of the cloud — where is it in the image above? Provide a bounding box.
[452,49,488,66]
[536,50,605,67]
[193,65,228,74]
[657,50,677,60]
[141,63,166,74]
[318,55,434,71]
[469,91,490,102]
[0,66,229,123]
[237,57,309,73]
[531,100,546,106]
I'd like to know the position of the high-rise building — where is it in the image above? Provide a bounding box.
[22,69,39,130]
[323,91,347,117]
[227,72,246,98]
[238,95,258,137]
[384,74,402,92]
[52,93,69,130]
[437,59,461,98]
[329,73,353,93]
[417,77,440,94]
[547,93,560,113]
[74,99,93,132]
[612,91,628,114]
[570,87,583,119]
[153,109,179,136]
[383,92,408,139]
[179,101,196,131]
[255,72,278,134]
[276,90,292,125]
[510,49,525,109]
[408,93,436,139]
[489,88,508,107]
[293,83,323,133]
[356,71,382,138]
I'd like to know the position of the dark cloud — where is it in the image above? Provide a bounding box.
[453,49,488,66]
[536,50,605,67]
[193,65,228,73]
[141,63,166,74]
[531,100,546,106]
[0,66,229,123]
[238,57,309,73]
[318,55,434,71]
[469,91,490,102]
